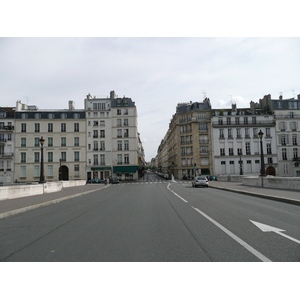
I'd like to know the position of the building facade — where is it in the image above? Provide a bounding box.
[212,103,277,177]
[0,107,15,184]
[261,94,300,177]
[157,98,213,179]
[14,101,86,183]
[85,91,143,181]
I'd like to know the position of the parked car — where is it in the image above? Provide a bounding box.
[112,178,119,184]
[208,175,218,181]
[88,179,106,184]
[192,176,209,188]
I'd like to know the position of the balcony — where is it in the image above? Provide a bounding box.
[0,138,7,144]
[212,120,275,127]
[293,157,300,162]
[0,125,14,131]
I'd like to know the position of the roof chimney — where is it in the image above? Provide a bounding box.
[69,101,75,110]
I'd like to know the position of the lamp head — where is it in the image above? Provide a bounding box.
[258,130,264,139]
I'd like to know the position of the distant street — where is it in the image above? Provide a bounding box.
[0,171,299,262]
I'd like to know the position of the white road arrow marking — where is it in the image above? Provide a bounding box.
[250,220,300,245]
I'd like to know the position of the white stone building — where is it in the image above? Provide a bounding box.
[14,101,86,183]
[0,107,15,184]
[84,91,143,181]
[212,103,278,177]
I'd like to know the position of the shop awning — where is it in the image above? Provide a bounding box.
[113,166,140,173]
[91,167,112,170]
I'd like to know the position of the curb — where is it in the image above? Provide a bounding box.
[209,185,300,206]
[0,184,110,220]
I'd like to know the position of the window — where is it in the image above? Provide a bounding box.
[48,165,53,176]
[282,148,287,160]
[34,166,40,177]
[61,137,66,147]
[117,119,122,127]
[229,161,234,164]
[34,152,40,163]
[34,137,40,147]
[61,123,66,132]
[280,135,286,146]
[229,148,234,156]
[292,134,297,145]
[219,129,224,138]
[244,117,248,124]
[48,123,53,132]
[253,128,258,137]
[220,148,225,156]
[74,123,79,132]
[20,166,26,177]
[199,123,208,131]
[245,142,251,155]
[117,154,122,164]
[235,117,240,125]
[124,140,129,150]
[293,148,298,159]
[218,119,223,125]
[236,128,241,138]
[21,123,26,132]
[61,113,67,119]
[279,122,286,131]
[228,129,232,138]
[237,148,242,155]
[283,163,289,174]
[252,117,257,124]
[48,152,53,162]
[124,129,129,137]
[226,117,231,125]
[267,143,272,154]
[74,152,80,162]
[117,140,122,151]
[117,129,122,138]
[21,152,26,163]
[61,152,66,162]
[48,113,54,119]
[7,134,12,141]
[124,119,128,126]
[93,130,98,138]
[117,109,121,115]
[100,130,105,138]
[198,113,206,120]
[74,164,79,175]
[48,137,53,147]
[267,157,273,164]
[266,128,271,137]
[124,109,128,115]
[100,154,105,165]
[290,121,297,131]
[200,146,208,155]
[34,123,40,132]
[21,138,26,147]
[93,141,98,151]
[93,154,98,165]
[100,141,105,151]
[124,154,129,164]
[74,137,79,147]
[100,120,105,127]
[245,128,250,138]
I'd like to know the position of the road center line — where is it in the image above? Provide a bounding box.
[167,183,272,262]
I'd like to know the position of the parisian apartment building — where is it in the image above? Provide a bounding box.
[0,107,15,184]
[156,93,300,179]
[157,98,213,179]
[0,90,145,184]
[14,100,86,183]
[84,91,144,181]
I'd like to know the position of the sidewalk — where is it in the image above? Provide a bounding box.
[0,183,110,219]
[208,181,300,205]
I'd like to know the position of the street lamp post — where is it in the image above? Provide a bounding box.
[239,155,243,175]
[258,130,266,177]
[39,136,46,183]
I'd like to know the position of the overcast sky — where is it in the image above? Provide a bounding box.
[1,37,300,161]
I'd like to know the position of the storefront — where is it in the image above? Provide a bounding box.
[113,166,140,181]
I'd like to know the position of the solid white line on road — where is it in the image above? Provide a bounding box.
[192,207,272,262]
[166,183,272,262]
[167,183,188,203]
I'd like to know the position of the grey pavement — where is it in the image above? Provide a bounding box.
[0,183,110,219]
[0,179,299,220]
[208,180,300,205]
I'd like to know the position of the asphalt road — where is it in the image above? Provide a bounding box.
[0,172,299,262]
